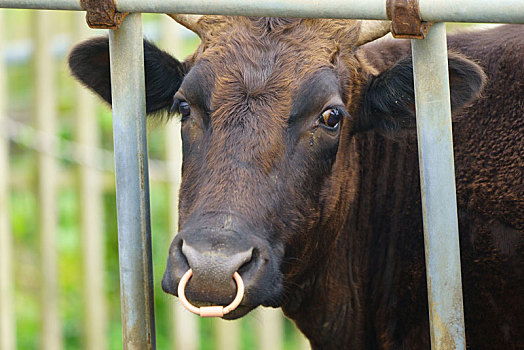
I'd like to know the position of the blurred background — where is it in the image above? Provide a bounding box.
[0,9,310,350]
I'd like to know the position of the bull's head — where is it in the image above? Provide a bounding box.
[69,16,484,320]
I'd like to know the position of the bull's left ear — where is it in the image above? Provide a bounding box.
[68,37,186,115]
[354,52,486,133]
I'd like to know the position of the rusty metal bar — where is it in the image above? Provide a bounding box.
[109,13,156,350]
[412,22,466,349]
[80,0,128,29]
[386,0,432,39]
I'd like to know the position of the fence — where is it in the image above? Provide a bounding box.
[0,1,523,350]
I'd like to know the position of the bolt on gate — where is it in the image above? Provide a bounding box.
[1,0,523,349]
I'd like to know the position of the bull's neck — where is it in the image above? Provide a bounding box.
[284,131,423,349]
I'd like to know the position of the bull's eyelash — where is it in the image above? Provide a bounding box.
[169,98,182,115]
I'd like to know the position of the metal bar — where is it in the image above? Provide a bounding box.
[116,0,387,19]
[412,22,466,350]
[73,12,107,350]
[34,10,62,350]
[109,13,156,350]
[419,0,524,23]
[0,0,83,10]
[0,10,17,350]
[1,0,523,23]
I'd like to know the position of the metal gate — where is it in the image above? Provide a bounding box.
[1,0,522,349]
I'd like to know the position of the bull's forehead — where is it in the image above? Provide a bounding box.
[183,17,365,122]
[179,40,344,175]
[187,34,342,126]
[196,16,361,53]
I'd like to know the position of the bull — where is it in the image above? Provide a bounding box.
[69,18,523,349]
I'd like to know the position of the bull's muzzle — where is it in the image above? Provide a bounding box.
[162,228,276,316]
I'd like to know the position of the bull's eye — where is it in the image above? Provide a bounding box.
[170,98,191,121]
[178,101,191,119]
[319,108,341,129]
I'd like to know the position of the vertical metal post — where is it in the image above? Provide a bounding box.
[0,10,17,350]
[73,12,107,350]
[34,10,62,350]
[109,13,156,350]
[412,22,466,349]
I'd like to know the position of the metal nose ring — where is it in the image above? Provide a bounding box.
[177,269,245,317]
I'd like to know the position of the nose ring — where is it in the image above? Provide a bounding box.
[177,269,245,317]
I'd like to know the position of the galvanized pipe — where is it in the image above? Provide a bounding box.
[117,0,387,20]
[419,0,524,23]
[412,22,466,349]
[109,13,156,350]
[1,0,523,23]
[0,0,83,10]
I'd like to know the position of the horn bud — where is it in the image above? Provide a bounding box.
[167,14,202,34]
[357,20,391,46]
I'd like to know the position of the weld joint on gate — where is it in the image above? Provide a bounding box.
[80,0,128,29]
[386,0,433,39]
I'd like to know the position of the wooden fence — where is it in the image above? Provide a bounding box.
[0,10,309,350]
[0,10,16,350]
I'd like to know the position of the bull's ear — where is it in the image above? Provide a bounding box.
[68,36,185,115]
[354,52,486,133]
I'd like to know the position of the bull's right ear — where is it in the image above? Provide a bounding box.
[68,36,186,115]
[353,52,485,134]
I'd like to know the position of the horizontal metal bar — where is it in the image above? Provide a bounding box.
[419,0,524,23]
[1,0,523,23]
[115,0,387,20]
[0,0,83,10]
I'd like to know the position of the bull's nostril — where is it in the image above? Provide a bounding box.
[162,238,191,296]
[177,239,190,270]
[238,247,258,275]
